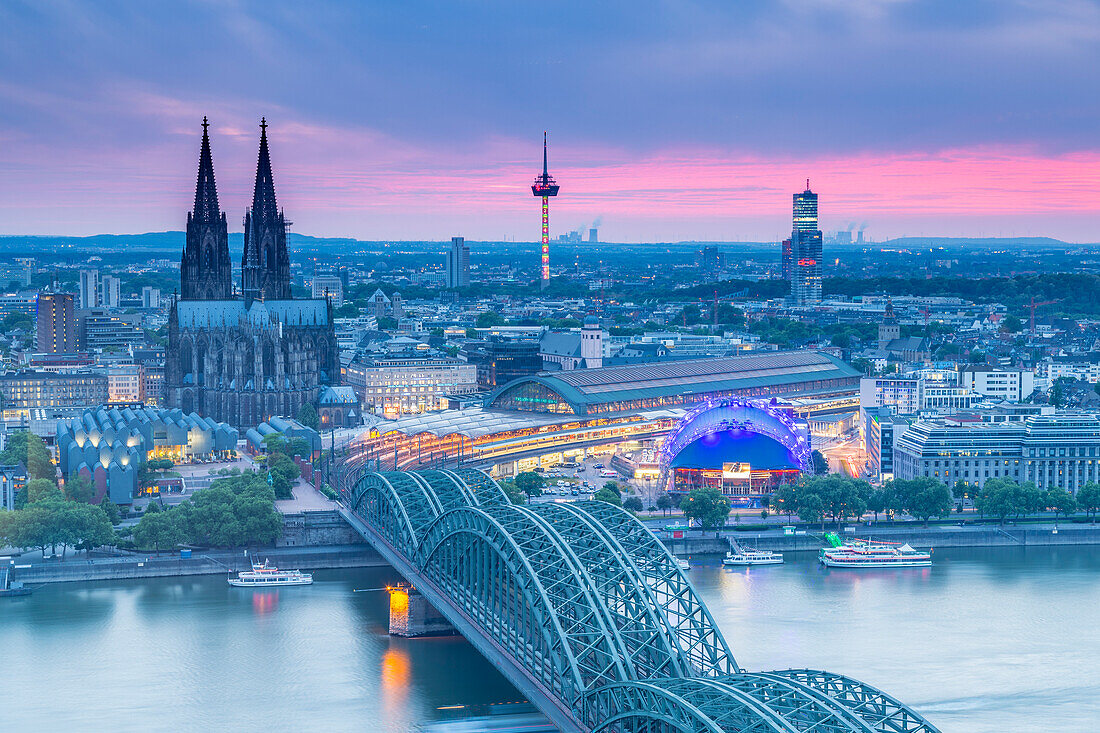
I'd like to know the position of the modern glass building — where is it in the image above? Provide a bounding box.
[790,184,822,304]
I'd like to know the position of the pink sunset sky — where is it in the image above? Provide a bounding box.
[2,1,1099,243]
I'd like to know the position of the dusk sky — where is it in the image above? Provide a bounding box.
[2,1,1100,242]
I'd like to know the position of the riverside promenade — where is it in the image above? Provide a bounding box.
[660,520,1100,555]
[6,544,386,584]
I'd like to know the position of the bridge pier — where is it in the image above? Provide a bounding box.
[388,585,455,637]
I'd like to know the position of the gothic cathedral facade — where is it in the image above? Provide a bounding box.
[165,119,339,430]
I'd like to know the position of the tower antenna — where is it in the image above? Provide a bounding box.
[531,131,560,290]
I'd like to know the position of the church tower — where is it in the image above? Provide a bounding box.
[180,117,232,300]
[242,118,291,305]
[878,297,900,349]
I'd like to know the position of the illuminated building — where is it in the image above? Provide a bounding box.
[531,132,560,289]
[789,182,822,304]
[340,350,859,477]
[345,354,478,418]
[0,370,108,413]
[35,292,77,354]
[656,398,812,506]
[56,406,238,503]
[491,351,859,417]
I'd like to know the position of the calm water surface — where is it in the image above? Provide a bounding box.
[3,545,1098,732]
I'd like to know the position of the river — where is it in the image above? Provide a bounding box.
[3,545,1098,732]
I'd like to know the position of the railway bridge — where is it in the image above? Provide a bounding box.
[336,461,939,733]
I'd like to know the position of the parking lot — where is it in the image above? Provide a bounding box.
[526,456,634,502]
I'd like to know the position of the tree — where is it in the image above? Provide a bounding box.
[1078,482,1100,522]
[69,503,116,555]
[133,511,184,554]
[899,477,954,526]
[656,493,674,516]
[296,403,320,431]
[796,491,825,529]
[1002,315,1022,333]
[514,471,545,497]
[1,431,57,484]
[475,311,505,328]
[499,479,527,505]
[602,481,622,495]
[769,483,797,522]
[681,486,730,531]
[593,487,623,506]
[974,478,1017,525]
[27,478,63,504]
[622,495,643,512]
[867,488,886,524]
[1045,487,1077,519]
[811,450,829,475]
[64,475,96,504]
[100,497,122,525]
[262,433,289,455]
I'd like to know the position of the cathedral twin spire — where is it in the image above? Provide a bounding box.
[180,117,291,304]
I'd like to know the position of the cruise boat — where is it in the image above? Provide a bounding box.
[228,559,313,587]
[819,537,932,568]
[674,558,690,571]
[723,549,784,566]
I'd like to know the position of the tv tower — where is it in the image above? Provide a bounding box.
[531,132,560,289]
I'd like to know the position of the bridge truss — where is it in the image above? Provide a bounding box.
[339,468,939,733]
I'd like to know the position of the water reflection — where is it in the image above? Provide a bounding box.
[251,590,278,615]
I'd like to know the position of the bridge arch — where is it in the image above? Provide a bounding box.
[417,505,620,705]
[348,471,440,551]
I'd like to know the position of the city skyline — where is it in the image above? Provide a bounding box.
[2,2,1100,242]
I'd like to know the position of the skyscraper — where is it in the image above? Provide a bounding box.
[78,269,99,309]
[789,182,822,304]
[36,292,77,353]
[446,236,470,289]
[100,275,121,309]
[781,238,793,281]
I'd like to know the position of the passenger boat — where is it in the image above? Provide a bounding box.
[228,559,313,587]
[674,558,690,571]
[819,538,932,568]
[723,549,784,566]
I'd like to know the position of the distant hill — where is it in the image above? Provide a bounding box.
[873,236,1078,250]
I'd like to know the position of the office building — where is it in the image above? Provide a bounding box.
[960,365,1034,402]
[781,238,793,281]
[78,269,99,309]
[461,339,543,389]
[445,236,470,289]
[79,310,145,351]
[1038,354,1100,384]
[894,412,1100,494]
[789,183,822,304]
[312,274,344,306]
[141,286,161,309]
[100,275,121,309]
[35,292,77,353]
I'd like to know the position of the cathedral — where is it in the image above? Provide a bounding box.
[165,118,339,430]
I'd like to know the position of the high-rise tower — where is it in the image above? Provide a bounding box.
[242,118,291,305]
[181,117,232,300]
[789,180,822,305]
[531,132,560,289]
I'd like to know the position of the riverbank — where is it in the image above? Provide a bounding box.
[10,544,386,584]
[662,521,1100,555]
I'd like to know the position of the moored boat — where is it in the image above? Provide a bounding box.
[819,537,932,568]
[723,549,784,566]
[228,559,313,587]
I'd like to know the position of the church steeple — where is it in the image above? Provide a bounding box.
[242,118,291,305]
[181,117,232,300]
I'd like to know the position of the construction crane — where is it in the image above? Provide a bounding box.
[1028,296,1059,335]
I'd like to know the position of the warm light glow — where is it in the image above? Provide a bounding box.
[389,587,409,615]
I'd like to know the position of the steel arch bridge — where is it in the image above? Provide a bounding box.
[337,467,939,733]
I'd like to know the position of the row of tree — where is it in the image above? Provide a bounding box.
[771,475,956,528]
[0,498,116,557]
[132,471,283,552]
[969,478,1093,524]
